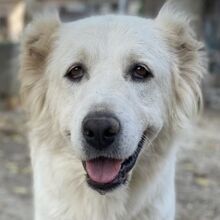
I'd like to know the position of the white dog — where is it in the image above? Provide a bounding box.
[19,2,207,220]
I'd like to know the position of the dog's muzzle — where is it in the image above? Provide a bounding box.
[81,111,145,194]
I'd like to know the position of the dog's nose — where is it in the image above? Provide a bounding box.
[82,113,120,150]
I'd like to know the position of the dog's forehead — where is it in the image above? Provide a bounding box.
[57,15,165,56]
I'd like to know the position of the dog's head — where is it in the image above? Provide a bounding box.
[20,3,206,193]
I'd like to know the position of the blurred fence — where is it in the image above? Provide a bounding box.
[0,43,19,98]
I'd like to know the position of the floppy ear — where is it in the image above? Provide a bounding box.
[156,1,207,127]
[19,13,60,120]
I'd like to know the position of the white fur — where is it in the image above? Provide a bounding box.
[19,2,207,220]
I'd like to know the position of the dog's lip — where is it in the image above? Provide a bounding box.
[82,132,146,193]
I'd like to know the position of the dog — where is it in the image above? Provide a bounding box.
[19,2,207,220]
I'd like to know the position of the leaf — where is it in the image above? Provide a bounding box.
[13,186,28,195]
[5,162,19,174]
[194,176,211,187]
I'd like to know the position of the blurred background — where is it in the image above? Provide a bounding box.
[0,0,219,219]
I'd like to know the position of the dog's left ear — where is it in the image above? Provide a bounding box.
[19,12,61,120]
[156,1,208,126]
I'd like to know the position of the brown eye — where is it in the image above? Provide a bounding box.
[130,64,153,81]
[65,64,85,82]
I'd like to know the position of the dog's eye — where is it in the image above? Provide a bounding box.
[130,64,153,81]
[65,64,85,82]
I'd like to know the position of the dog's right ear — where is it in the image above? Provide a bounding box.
[156,1,207,127]
[19,13,60,119]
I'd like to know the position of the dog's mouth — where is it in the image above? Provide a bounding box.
[82,134,145,193]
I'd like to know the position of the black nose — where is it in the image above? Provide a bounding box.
[82,112,120,150]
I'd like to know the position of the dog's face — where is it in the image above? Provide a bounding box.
[46,16,172,191]
[20,7,206,193]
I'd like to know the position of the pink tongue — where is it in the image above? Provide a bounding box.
[86,158,122,184]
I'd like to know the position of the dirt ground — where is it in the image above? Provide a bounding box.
[0,107,219,220]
